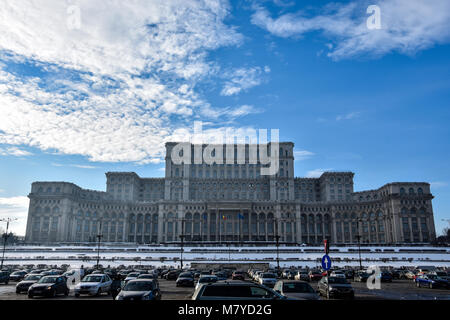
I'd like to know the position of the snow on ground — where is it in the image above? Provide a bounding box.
[2,245,449,268]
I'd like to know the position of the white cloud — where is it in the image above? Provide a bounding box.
[0,1,263,164]
[0,196,29,236]
[251,0,450,59]
[336,112,361,121]
[221,66,270,96]
[306,168,333,178]
[430,181,448,189]
[294,150,315,161]
[52,163,98,169]
[0,146,33,157]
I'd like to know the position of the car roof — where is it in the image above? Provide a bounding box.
[126,279,155,283]
[278,280,310,283]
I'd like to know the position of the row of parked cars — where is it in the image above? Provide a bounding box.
[248,268,354,300]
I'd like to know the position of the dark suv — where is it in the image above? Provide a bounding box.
[192,281,285,300]
[0,271,9,284]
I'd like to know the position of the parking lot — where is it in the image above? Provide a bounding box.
[0,277,448,300]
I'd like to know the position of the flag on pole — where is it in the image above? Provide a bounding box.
[237,213,244,220]
[222,215,226,220]
[203,213,208,220]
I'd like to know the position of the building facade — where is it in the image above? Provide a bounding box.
[25,142,436,245]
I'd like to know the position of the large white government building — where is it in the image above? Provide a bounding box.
[25,142,436,245]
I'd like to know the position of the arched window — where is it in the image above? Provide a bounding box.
[410,207,417,215]
[409,188,414,194]
[400,187,405,195]
[417,187,423,194]
[401,207,408,215]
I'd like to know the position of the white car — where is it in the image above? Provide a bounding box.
[330,271,346,279]
[124,272,141,282]
[74,274,112,297]
[195,275,218,291]
[259,273,277,288]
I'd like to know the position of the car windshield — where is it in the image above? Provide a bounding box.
[199,276,217,283]
[427,275,438,280]
[82,275,103,282]
[123,281,153,292]
[25,275,42,281]
[38,277,58,283]
[328,277,348,284]
[12,271,24,275]
[262,273,276,278]
[138,274,154,279]
[283,282,315,293]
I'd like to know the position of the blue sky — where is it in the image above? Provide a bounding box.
[0,0,449,236]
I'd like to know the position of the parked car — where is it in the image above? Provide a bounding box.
[354,271,370,282]
[0,271,9,285]
[274,280,319,300]
[124,272,140,283]
[430,271,450,281]
[192,281,285,300]
[195,275,218,291]
[176,272,195,287]
[232,271,246,280]
[9,271,28,282]
[28,276,69,298]
[378,272,393,283]
[115,279,161,301]
[16,274,43,293]
[318,277,354,299]
[214,271,228,281]
[137,274,158,280]
[344,270,355,280]
[294,271,309,282]
[392,269,407,280]
[415,274,450,289]
[282,269,291,279]
[166,270,182,280]
[74,274,112,297]
[405,270,418,280]
[330,271,346,279]
[308,271,323,282]
[259,272,278,288]
[286,270,297,280]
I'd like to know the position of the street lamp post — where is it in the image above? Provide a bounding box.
[179,218,185,270]
[96,220,103,270]
[356,219,363,270]
[274,218,280,271]
[0,218,18,270]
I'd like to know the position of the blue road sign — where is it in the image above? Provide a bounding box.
[321,254,332,270]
